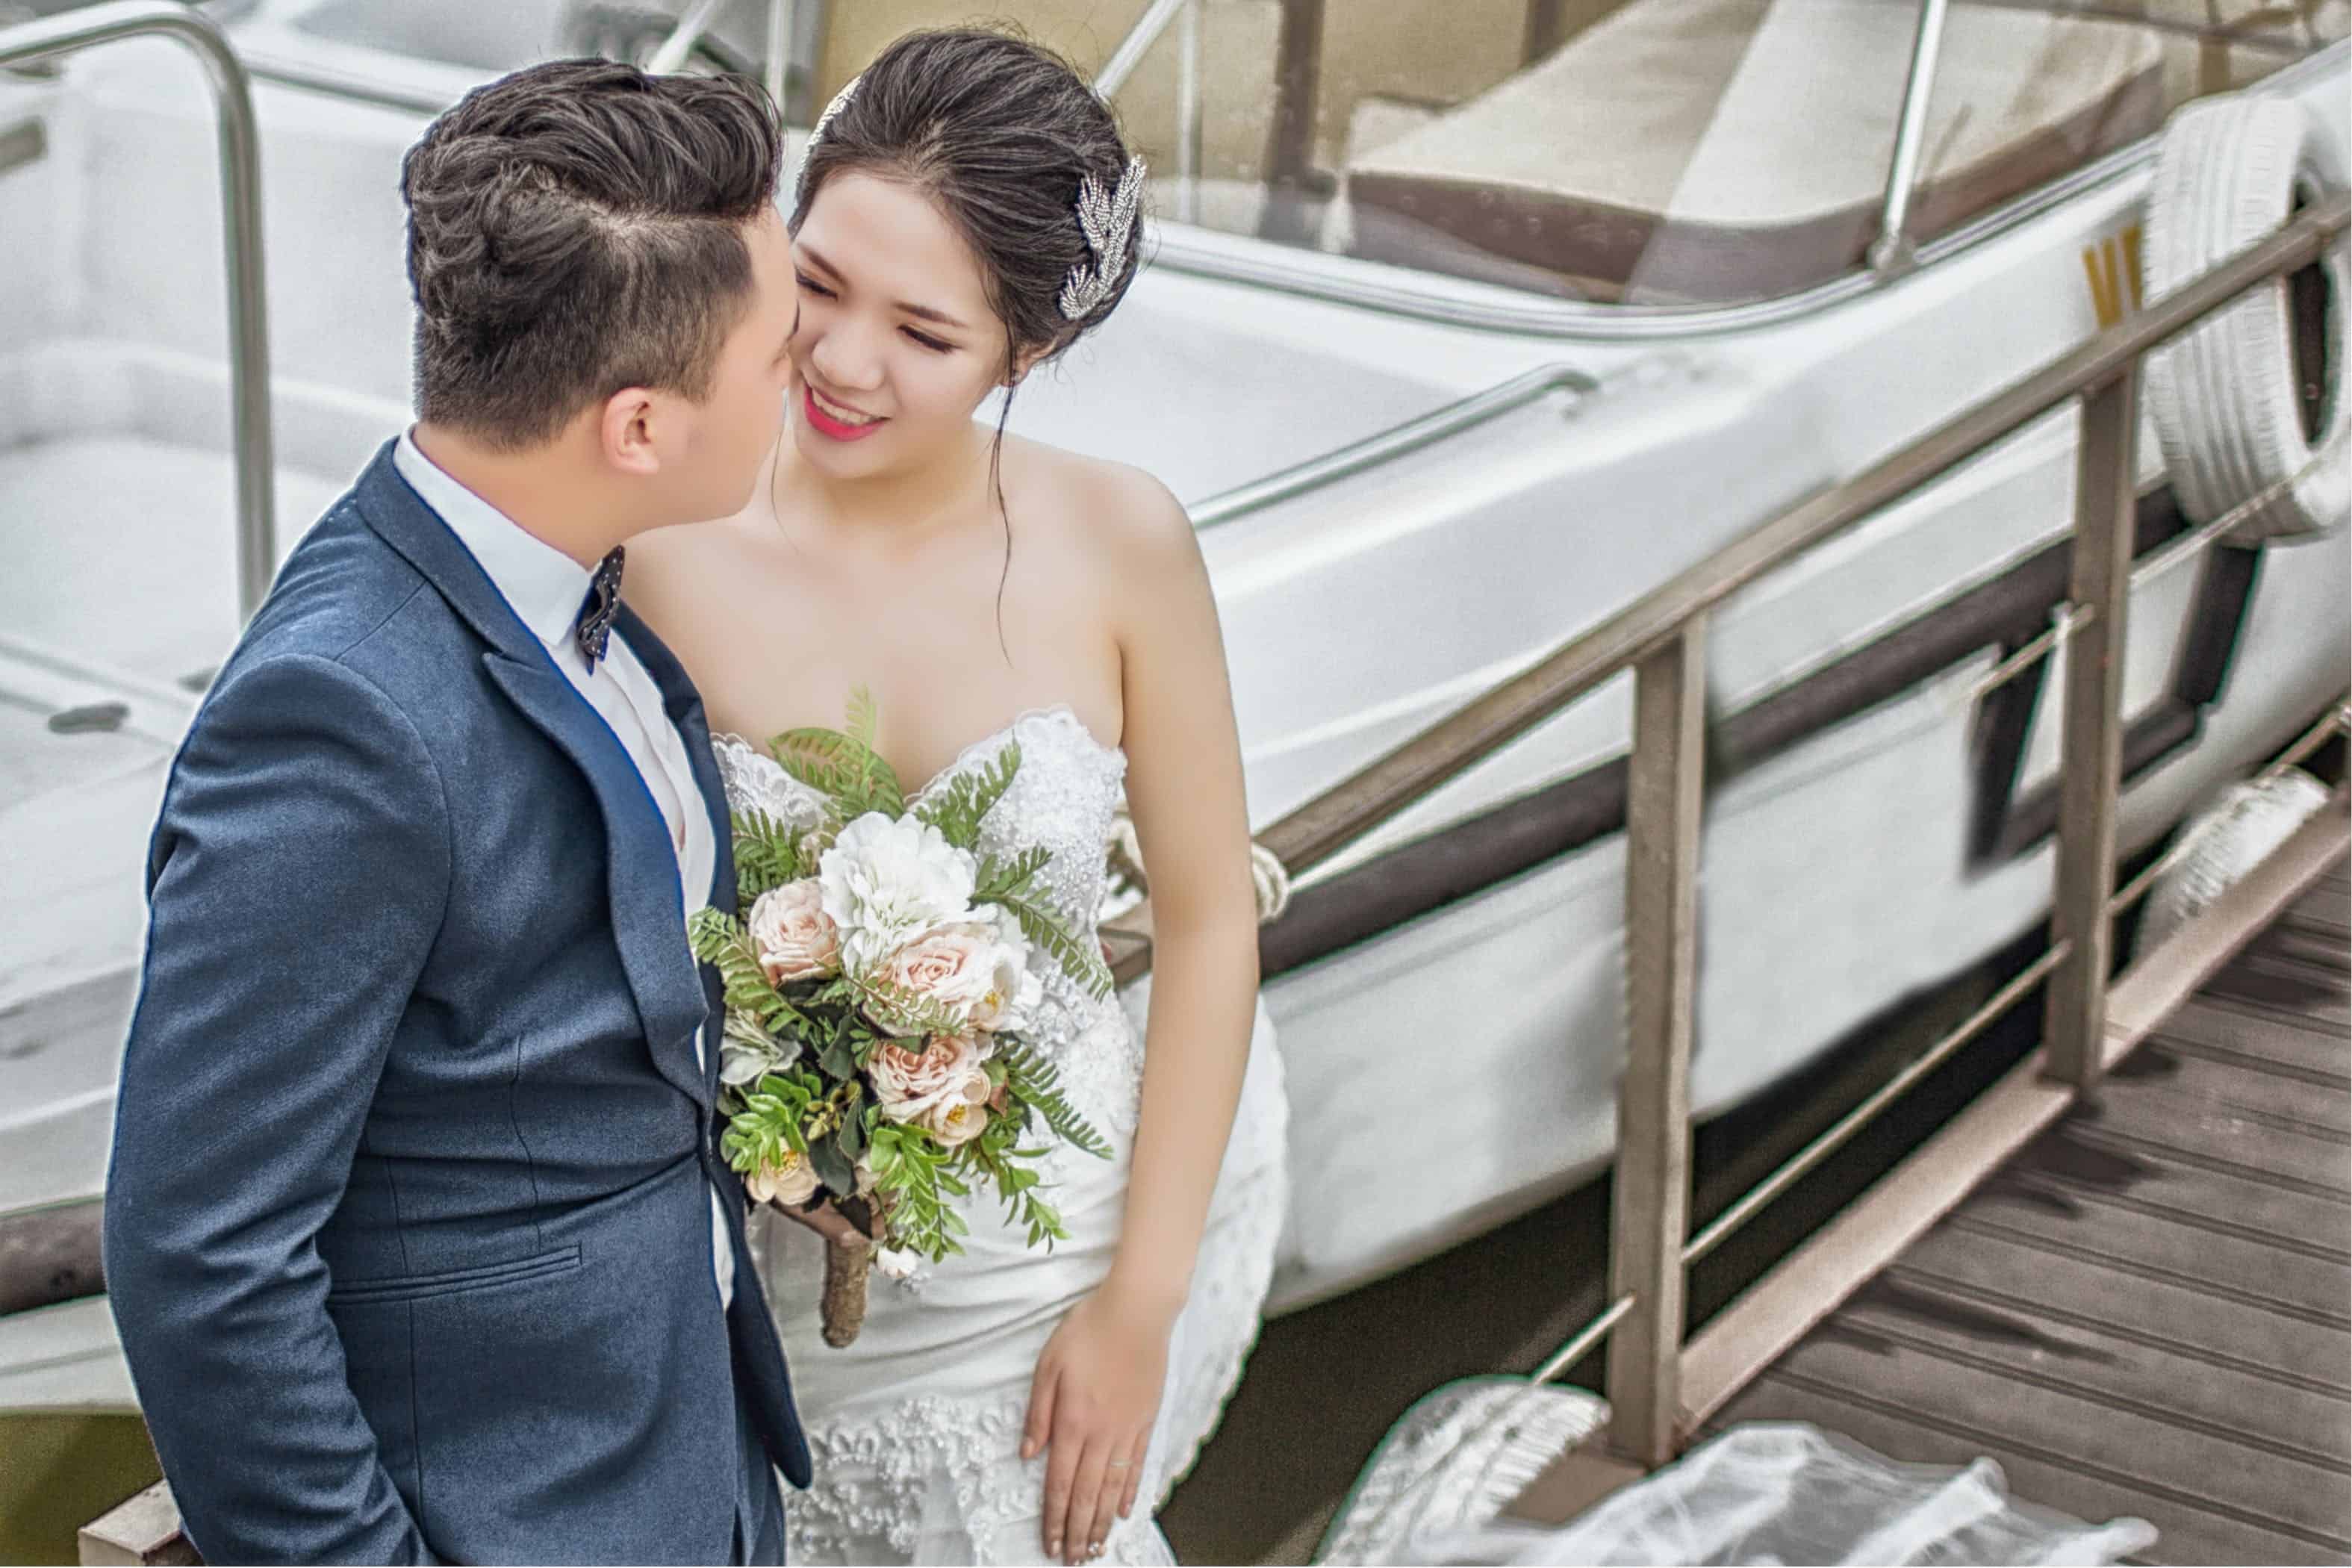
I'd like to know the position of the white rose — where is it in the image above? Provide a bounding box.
[959,905,1039,1034]
[744,1148,821,1207]
[746,880,840,985]
[918,1095,991,1148]
[868,1033,987,1123]
[819,813,978,974]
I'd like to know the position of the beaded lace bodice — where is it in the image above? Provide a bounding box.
[711,705,1143,1142]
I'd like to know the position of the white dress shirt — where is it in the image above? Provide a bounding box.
[394,432,734,1311]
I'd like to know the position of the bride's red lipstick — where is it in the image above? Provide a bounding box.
[802,383,886,442]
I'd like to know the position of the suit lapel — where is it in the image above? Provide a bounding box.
[482,653,713,1110]
[614,605,738,1104]
[354,443,712,1110]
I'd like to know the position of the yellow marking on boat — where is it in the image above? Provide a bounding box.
[2082,223,2146,329]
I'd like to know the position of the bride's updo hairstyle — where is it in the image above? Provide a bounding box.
[791,27,1145,389]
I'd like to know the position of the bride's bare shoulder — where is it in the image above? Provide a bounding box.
[1005,436,1198,582]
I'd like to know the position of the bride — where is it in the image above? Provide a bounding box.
[628,27,1289,1566]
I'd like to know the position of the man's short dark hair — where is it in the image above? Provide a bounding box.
[402,59,783,449]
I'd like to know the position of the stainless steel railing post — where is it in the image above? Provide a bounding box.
[1,0,276,620]
[765,0,794,121]
[1870,0,1950,277]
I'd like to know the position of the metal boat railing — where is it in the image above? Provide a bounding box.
[1111,190,2350,1472]
[1189,361,1599,530]
[1870,0,1950,276]
[1092,0,1204,216]
[1,0,276,619]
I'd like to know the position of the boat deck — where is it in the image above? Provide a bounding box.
[1708,854,2351,1566]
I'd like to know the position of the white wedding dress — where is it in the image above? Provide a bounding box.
[713,705,1291,1566]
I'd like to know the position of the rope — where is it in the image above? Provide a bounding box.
[1107,809,1293,925]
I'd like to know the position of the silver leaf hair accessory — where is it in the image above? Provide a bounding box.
[803,73,860,161]
[1057,155,1146,322]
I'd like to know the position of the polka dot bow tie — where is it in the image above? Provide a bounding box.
[575,547,625,671]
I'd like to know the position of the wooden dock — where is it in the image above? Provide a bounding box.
[1707,854,2351,1565]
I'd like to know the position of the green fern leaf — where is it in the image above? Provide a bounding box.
[990,892,1113,1000]
[974,845,1051,903]
[998,1039,1113,1161]
[913,742,1020,849]
[844,685,880,748]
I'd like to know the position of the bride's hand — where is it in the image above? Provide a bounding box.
[1020,1282,1175,1564]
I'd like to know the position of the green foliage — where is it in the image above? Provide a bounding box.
[721,1070,821,1172]
[962,1116,1071,1250]
[807,1127,858,1197]
[865,1123,971,1262]
[990,889,1113,1001]
[730,808,806,901]
[973,844,1051,903]
[688,910,800,1034]
[770,690,904,821]
[913,741,1020,850]
[997,1039,1113,1161]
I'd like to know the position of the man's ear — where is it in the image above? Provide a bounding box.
[598,387,662,476]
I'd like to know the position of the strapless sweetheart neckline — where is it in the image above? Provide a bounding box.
[712,701,1121,810]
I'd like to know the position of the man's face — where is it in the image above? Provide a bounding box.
[660,204,798,524]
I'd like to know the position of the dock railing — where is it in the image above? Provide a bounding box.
[1108,187,2351,1472]
[71,134,2349,1568]
[0,0,276,619]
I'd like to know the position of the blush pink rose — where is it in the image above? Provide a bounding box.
[871,924,1004,1031]
[868,1033,986,1123]
[747,880,839,985]
[744,1148,821,1207]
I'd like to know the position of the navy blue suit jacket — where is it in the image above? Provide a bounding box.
[105,443,811,1565]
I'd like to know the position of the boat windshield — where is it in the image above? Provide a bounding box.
[814,0,2344,308]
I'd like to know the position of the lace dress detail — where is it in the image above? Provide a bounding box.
[713,706,1289,1565]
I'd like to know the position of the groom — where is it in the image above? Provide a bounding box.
[105,60,809,1564]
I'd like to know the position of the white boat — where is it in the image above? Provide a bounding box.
[1,0,2343,1418]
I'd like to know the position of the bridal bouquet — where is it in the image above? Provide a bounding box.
[687,694,1113,1345]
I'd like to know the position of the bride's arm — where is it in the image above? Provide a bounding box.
[1022,467,1260,1564]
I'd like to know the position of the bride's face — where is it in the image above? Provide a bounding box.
[785,172,1020,479]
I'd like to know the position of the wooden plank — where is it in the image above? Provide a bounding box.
[2198,950,2349,1029]
[2153,1002,2348,1086]
[1893,1222,2348,1390]
[1835,1274,2349,1464]
[1955,1179,2347,1325]
[2105,1038,2348,1137]
[2258,919,2350,974]
[2066,1092,2351,1195]
[1711,1372,2345,1567]
[1772,1328,2349,1543]
[1996,1120,2350,1256]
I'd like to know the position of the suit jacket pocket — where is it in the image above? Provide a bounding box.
[326,1243,582,1305]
